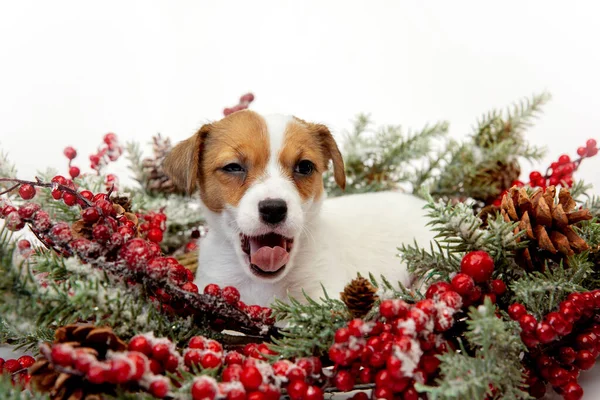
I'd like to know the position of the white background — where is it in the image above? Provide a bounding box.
[0,1,599,397]
[1,1,600,190]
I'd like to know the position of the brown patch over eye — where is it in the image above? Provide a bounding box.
[199,111,270,212]
[279,121,330,201]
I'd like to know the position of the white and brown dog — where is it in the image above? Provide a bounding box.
[164,111,434,306]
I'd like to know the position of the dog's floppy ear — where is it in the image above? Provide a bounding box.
[313,124,346,190]
[163,124,211,194]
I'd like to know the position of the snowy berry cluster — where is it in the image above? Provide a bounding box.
[447,250,505,307]
[0,179,275,334]
[508,290,600,399]
[187,344,324,400]
[0,355,35,388]
[223,93,255,116]
[43,338,172,398]
[90,133,123,174]
[328,289,462,400]
[203,284,275,326]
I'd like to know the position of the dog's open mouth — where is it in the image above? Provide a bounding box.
[241,233,294,278]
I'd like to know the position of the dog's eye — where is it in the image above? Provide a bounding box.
[221,163,246,174]
[294,160,315,176]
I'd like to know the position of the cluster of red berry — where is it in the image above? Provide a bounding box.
[327,287,462,400]
[530,139,597,189]
[491,139,598,207]
[507,291,600,399]
[203,284,275,325]
[445,250,505,307]
[0,355,35,387]
[90,133,123,174]
[43,337,171,398]
[223,93,255,117]
[186,337,324,400]
[1,179,275,335]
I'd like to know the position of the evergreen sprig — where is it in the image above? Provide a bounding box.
[324,114,449,196]
[509,254,593,319]
[399,241,461,284]
[270,288,351,359]
[417,299,530,400]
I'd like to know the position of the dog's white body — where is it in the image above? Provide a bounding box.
[196,191,434,306]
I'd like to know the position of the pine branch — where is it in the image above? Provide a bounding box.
[423,195,525,259]
[399,241,461,284]
[417,298,530,399]
[124,141,149,189]
[509,255,593,319]
[324,115,449,196]
[270,288,351,359]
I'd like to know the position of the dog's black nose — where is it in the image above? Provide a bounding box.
[258,199,287,225]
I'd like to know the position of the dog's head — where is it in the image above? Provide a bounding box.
[164,111,345,282]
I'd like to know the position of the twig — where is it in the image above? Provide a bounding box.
[0,177,95,208]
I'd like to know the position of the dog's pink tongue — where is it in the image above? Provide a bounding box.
[250,246,289,272]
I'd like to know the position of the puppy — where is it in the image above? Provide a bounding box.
[164,111,434,306]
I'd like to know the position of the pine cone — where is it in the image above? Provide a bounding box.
[30,324,126,400]
[142,134,182,195]
[499,186,592,270]
[341,277,378,318]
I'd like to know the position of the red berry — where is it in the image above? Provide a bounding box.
[204,284,221,296]
[529,171,542,181]
[51,344,73,366]
[375,368,392,388]
[558,154,571,164]
[188,336,206,349]
[82,207,100,223]
[372,387,393,400]
[92,224,111,241]
[586,139,597,149]
[128,336,152,355]
[460,251,495,283]
[548,366,569,388]
[106,358,132,384]
[147,227,164,243]
[577,147,588,157]
[588,147,599,157]
[3,359,21,373]
[104,132,117,144]
[490,279,506,295]
[334,327,350,344]
[240,366,263,391]
[575,349,595,370]
[519,314,537,333]
[17,355,35,369]
[184,349,202,368]
[403,387,419,400]
[222,286,241,305]
[287,380,308,400]
[17,239,31,253]
[576,332,597,350]
[546,312,569,336]
[379,299,409,318]
[127,352,147,380]
[563,382,584,400]
[535,322,556,344]
[201,353,222,369]
[149,359,163,374]
[69,166,80,179]
[51,175,68,185]
[19,184,36,200]
[227,389,246,400]
[287,366,307,382]
[451,273,475,295]
[334,370,354,392]
[152,343,171,362]
[73,350,94,374]
[50,188,62,200]
[508,303,527,320]
[439,290,462,309]
[304,385,324,400]
[164,354,179,372]
[247,305,263,320]
[350,393,369,400]
[86,364,106,384]
[192,377,217,400]
[425,281,452,299]
[63,146,77,159]
[149,378,170,398]
[559,346,577,365]
[62,192,77,206]
[119,238,152,271]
